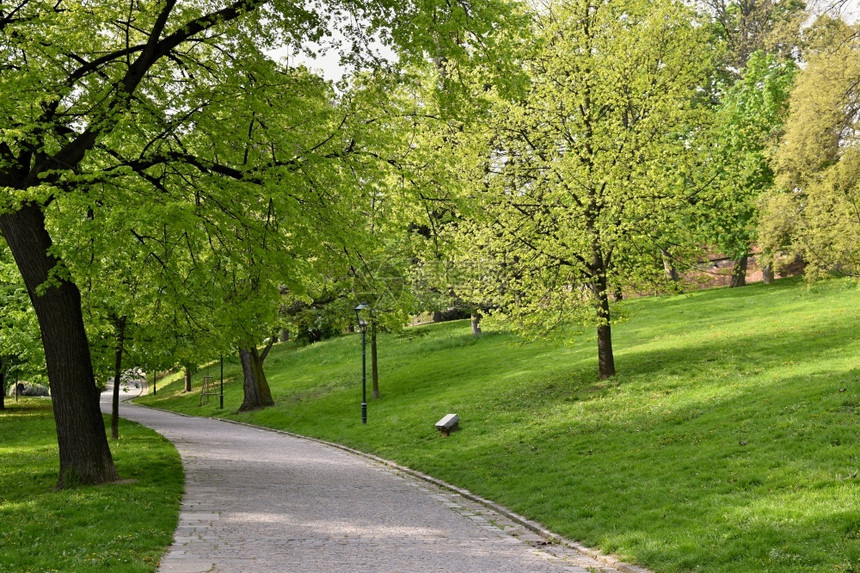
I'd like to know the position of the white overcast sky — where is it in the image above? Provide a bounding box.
[843,0,860,20]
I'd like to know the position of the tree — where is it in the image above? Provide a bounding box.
[760,16,860,278]
[60,201,182,437]
[0,0,516,486]
[347,151,425,399]
[693,0,806,285]
[459,0,713,379]
[698,0,806,71]
[350,252,418,398]
[238,341,276,411]
[0,0,285,488]
[697,51,795,287]
[347,63,508,343]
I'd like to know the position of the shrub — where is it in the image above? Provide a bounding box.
[7,382,50,397]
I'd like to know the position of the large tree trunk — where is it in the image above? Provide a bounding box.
[0,203,118,487]
[238,345,274,411]
[470,311,483,338]
[730,255,748,287]
[371,325,379,400]
[110,317,127,440]
[762,263,774,284]
[184,367,193,393]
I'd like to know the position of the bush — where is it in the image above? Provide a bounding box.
[6,382,50,397]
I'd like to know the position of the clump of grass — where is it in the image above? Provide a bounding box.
[0,399,183,572]
[140,277,860,573]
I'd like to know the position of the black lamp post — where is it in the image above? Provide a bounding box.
[354,303,369,425]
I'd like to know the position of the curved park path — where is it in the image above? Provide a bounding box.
[101,388,643,573]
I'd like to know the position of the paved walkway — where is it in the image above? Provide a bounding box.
[101,387,641,573]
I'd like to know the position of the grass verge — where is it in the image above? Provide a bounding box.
[139,277,860,573]
[0,399,183,573]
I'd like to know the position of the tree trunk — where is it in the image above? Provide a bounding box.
[371,325,379,400]
[589,239,616,379]
[432,310,443,323]
[110,317,127,440]
[595,282,616,379]
[470,311,483,338]
[590,264,616,379]
[184,367,193,393]
[152,370,157,396]
[238,345,275,411]
[596,321,615,379]
[661,248,679,282]
[762,263,774,284]
[730,255,748,288]
[0,203,118,487]
[0,361,5,411]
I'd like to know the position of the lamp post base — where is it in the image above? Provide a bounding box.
[361,402,367,425]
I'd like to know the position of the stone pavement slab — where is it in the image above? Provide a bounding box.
[102,389,643,573]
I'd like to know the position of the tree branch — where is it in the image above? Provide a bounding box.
[24,0,269,188]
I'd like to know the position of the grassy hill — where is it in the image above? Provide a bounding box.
[138,277,860,573]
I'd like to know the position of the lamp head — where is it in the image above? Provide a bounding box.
[354,303,369,332]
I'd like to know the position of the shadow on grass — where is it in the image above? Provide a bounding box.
[434,358,859,572]
[0,401,183,572]
[399,305,860,572]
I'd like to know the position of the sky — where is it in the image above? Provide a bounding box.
[840,0,860,20]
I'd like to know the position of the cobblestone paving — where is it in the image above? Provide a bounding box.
[103,390,640,573]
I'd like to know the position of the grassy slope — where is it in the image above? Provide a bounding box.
[139,277,860,573]
[0,400,183,572]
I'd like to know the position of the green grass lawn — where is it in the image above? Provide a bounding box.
[0,399,183,573]
[139,277,860,573]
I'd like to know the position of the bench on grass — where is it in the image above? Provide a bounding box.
[435,413,459,437]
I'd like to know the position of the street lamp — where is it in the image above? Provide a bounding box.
[354,303,369,425]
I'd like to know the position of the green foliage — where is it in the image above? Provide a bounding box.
[48,57,365,360]
[760,16,860,279]
[697,51,796,260]
[337,64,499,331]
[0,0,523,475]
[348,211,424,335]
[141,278,860,573]
[701,0,806,72]
[0,401,182,571]
[454,0,715,340]
[0,242,44,387]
